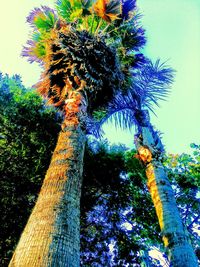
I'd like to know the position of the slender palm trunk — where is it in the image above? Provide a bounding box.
[134,109,198,267]
[9,111,86,267]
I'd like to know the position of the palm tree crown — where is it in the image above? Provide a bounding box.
[22,0,146,122]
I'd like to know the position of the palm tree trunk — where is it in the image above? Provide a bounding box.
[9,111,86,267]
[134,109,198,267]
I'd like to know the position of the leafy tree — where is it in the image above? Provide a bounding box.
[165,146,200,261]
[81,142,200,266]
[0,75,153,266]
[99,59,198,266]
[1,75,199,266]
[81,142,159,266]
[9,1,146,266]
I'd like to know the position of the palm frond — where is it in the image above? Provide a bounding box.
[106,0,122,19]
[55,0,92,22]
[121,0,136,20]
[105,13,146,82]
[81,0,94,9]
[132,59,175,112]
[22,36,48,64]
[109,108,135,130]
[93,0,121,22]
[81,0,94,15]
[119,13,146,51]
[55,0,74,21]
[96,91,137,130]
[86,91,136,136]
[85,116,105,138]
[22,6,58,64]
[96,59,175,130]
[27,6,57,31]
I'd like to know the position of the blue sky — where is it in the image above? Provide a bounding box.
[0,0,200,154]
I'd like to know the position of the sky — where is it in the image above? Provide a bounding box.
[0,0,200,154]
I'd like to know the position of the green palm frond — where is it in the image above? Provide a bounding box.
[27,6,57,32]
[56,0,92,22]
[55,0,74,21]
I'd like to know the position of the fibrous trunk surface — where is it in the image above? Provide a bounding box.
[9,115,86,267]
[135,110,198,267]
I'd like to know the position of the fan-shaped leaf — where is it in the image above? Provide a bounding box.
[27,6,57,31]
[93,0,121,22]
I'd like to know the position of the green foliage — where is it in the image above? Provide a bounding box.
[55,0,108,36]
[34,12,56,32]
[165,148,200,256]
[56,0,82,22]
[81,145,200,266]
[1,74,198,265]
[56,0,71,20]
[81,144,161,266]
[92,108,107,120]
[28,7,57,32]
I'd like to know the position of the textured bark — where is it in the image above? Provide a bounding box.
[134,110,198,267]
[9,114,86,267]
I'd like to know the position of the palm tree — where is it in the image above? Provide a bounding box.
[9,1,146,266]
[101,59,198,266]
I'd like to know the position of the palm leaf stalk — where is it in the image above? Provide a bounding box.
[101,59,198,266]
[9,1,146,266]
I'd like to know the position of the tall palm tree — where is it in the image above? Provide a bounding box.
[9,1,146,266]
[102,59,198,266]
